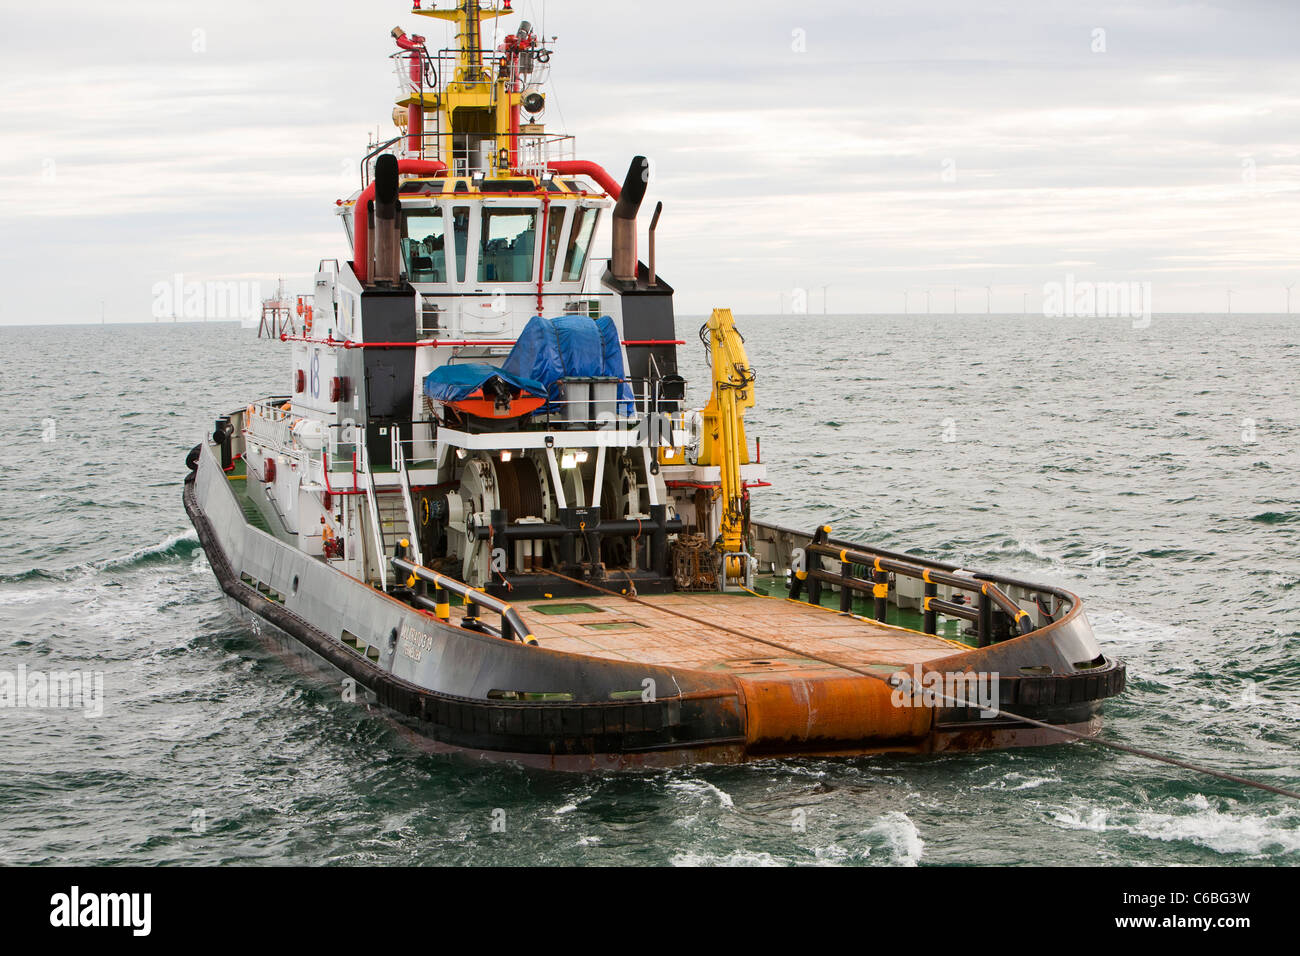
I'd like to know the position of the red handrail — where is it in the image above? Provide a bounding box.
[546,160,621,199]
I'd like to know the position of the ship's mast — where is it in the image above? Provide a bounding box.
[419,0,502,81]
[406,0,532,176]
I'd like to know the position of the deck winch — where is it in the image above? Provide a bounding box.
[439,444,681,597]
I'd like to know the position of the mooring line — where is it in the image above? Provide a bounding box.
[537,569,1300,801]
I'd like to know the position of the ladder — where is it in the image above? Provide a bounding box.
[356,436,424,591]
[375,492,418,567]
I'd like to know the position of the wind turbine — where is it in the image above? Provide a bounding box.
[1286,283,1294,314]
[952,287,958,313]
[1227,289,1235,315]
[985,286,992,314]
[821,284,830,315]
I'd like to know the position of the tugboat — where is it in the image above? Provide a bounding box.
[184,0,1125,770]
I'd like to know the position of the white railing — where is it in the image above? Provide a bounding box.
[517,132,576,179]
[245,400,294,457]
[392,52,424,99]
[381,129,577,177]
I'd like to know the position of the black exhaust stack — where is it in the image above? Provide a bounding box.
[371,154,402,285]
[611,155,648,282]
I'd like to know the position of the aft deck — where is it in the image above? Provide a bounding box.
[496,591,969,678]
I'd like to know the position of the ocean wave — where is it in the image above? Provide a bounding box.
[95,530,200,571]
[664,777,735,810]
[670,849,782,867]
[973,771,1062,792]
[0,530,199,586]
[0,568,69,586]
[1049,795,1300,857]
[999,536,1060,564]
[1250,512,1297,525]
[862,810,924,866]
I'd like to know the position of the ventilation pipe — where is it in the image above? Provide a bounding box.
[647,201,663,287]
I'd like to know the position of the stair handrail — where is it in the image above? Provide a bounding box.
[392,429,425,567]
[359,442,388,591]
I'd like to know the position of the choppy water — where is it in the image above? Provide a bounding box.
[1,315,1297,866]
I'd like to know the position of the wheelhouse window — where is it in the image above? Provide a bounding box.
[478,207,537,283]
[544,207,567,281]
[401,207,447,283]
[562,207,599,281]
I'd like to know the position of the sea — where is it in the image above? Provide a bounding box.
[0,313,1296,866]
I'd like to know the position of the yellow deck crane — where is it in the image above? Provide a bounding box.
[696,308,755,578]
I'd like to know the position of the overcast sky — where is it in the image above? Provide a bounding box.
[1,0,1297,323]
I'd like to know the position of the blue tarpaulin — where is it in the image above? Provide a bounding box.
[501,315,634,413]
[422,363,546,405]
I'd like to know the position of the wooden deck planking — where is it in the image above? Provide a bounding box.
[491,592,965,674]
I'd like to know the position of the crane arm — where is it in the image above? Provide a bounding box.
[700,308,754,554]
